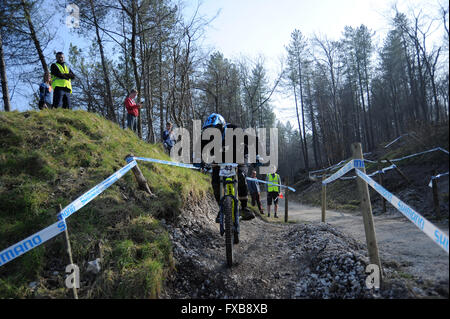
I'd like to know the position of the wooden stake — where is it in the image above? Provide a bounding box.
[377,161,387,213]
[321,172,326,223]
[431,170,441,219]
[351,143,383,281]
[284,177,289,223]
[58,204,78,299]
[125,154,155,197]
[386,158,411,185]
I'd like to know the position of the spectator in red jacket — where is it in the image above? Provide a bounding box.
[124,89,141,133]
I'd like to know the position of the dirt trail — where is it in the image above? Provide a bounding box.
[279,200,449,284]
[163,200,307,299]
[162,195,448,299]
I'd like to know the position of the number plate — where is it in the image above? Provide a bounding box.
[219,165,236,177]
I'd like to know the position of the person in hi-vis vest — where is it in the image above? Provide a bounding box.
[266,167,281,218]
[51,52,75,109]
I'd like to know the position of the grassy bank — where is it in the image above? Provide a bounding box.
[0,109,210,298]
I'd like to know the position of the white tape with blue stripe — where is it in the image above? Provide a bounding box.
[0,220,67,267]
[428,172,449,187]
[57,160,137,220]
[0,161,138,268]
[309,159,348,174]
[311,147,449,178]
[339,164,397,181]
[322,159,364,185]
[1,156,204,268]
[132,156,201,170]
[355,169,449,254]
[246,177,296,192]
[384,134,409,148]
[380,147,449,163]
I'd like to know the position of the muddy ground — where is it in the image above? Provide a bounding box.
[160,195,449,299]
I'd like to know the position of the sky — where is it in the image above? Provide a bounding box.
[8,0,448,126]
[182,0,447,124]
[187,0,390,57]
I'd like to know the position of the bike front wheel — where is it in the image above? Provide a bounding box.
[223,196,234,268]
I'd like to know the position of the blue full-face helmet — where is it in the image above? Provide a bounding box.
[202,113,226,131]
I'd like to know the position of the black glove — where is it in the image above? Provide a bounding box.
[193,162,204,169]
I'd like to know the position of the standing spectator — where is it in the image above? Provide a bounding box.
[38,72,52,110]
[124,89,141,134]
[248,170,264,215]
[266,167,281,218]
[162,122,176,154]
[51,52,75,109]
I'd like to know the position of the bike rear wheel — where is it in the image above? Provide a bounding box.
[223,196,234,268]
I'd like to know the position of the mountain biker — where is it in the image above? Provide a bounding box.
[198,113,260,226]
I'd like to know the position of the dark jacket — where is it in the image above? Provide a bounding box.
[50,62,75,92]
[200,123,263,164]
[247,179,260,194]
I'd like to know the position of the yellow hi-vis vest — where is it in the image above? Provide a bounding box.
[51,63,72,93]
[267,173,280,192]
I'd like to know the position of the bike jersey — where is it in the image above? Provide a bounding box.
[200,123,261,165]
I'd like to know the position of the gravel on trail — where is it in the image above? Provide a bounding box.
[160,195,448,299]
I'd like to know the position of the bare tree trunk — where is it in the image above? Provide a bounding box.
[88,0,116,122]
[389,80,401,137]
[363,54,375,148]
[423,49,441,123]
[293,84,306,168]
[122,12,127,129]
[130,0,142,138]
[356,63,371,150]
[118,0,141,135]
[141,31,155,142]
[158,36,164,139]
[297,62,309,170]
[20,0,48,73]
[0,32,11,111]
[411,26,429,122]
[146,70,155,143]
[306,76,319,168]
[351,81,362,143]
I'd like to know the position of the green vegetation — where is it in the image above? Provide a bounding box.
[0,109,210,298]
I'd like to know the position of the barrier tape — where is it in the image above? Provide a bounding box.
[310,147,449,178]
[437,147,450,155]
[132,157,296,192]
[428,172,449,187]
[246,177,296,192]
[1,160,137,268]
[355,169,449,254]
[0,220,67,267]
[309,159,348,174]
[380,147,449,163]
[131,156,201,170]
[57,160,137,220]
[339,164,397,181]
[0,156,252,268]
[322,160,364,185]
[384,134,409,148]
[310,153,371,175]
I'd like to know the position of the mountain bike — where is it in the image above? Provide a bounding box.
[216,163,240,268]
